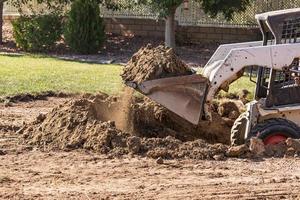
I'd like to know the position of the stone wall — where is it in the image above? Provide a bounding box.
[3,15,18,22]
[104,18,261,44]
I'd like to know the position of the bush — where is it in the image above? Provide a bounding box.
[12,14,63,52]
[64,0,105,54]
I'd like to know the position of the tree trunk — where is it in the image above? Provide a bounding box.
[165,8,176,49]
[0,1,3,45]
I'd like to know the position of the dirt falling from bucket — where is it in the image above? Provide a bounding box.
[112,88,134,132]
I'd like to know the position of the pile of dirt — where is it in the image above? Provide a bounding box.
[21,93,123,153]
[121,44,193,83]
[19,93,300,159]
[19,93,234,159]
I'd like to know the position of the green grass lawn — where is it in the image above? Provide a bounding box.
[225,76,256,100]
[0,54,256,99]
[0,54,123,96]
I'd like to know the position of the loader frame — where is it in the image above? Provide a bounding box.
[201,9,300,141]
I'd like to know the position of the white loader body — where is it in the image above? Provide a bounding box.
[127,8,300,145]
[202,42,300,120]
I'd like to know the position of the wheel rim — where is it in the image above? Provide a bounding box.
[263,133,287,145]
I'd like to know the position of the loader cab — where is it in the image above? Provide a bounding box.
[254,8,300,108]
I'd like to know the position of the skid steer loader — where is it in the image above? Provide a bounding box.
[126,8,300,146]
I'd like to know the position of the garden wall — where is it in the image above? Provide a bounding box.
[4,15,261,44]
[104,18,261,44]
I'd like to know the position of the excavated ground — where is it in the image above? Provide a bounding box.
[18,93,233,159]
[13,92,300,160]
[2,96,300,199]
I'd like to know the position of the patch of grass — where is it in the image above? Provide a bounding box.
[0,54,257,101]
[219,76,256,100]
[0,54,123,96]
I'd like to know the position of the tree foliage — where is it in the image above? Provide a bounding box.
[201,0,251,20]
[10,0,129,14]
[64,0,105,54]
[136,0,182,18]
[133,0,253,48]
[10,0,253,21]
[135,0,252,20]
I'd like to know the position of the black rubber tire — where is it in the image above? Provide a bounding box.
[249,118,300,142]
[231,112,248,146]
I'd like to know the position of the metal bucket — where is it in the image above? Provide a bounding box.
[125,74,209,125]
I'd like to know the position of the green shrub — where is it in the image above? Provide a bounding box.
[12,14,62,52]
[64,0,105,54]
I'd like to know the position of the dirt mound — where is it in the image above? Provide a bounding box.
[19,93,300,159]
[121,44,193,83]
[21,93,125,153]
[19,93,234,159]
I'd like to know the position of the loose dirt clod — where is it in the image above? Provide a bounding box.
[156,157,164,164]
[218,99,245,120]
[213,154,226,161]
[0,150,7,156]
[250,137,265,156]
[226,144,249,157]
[264,142,288,157]
[127,136,141,154]
[121,44,193,83]
[286,138,300,152]
[239,89,250,104]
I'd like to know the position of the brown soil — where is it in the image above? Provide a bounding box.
[121,44,193,83]
[18,92,300,160]
[217,99,245,120]
[19,93,231,159]
[2,150,300,199]
[0,91,69,103]
[2,21,300,199]
[2,97,300,199]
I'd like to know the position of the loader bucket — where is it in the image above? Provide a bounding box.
[125,74,209,125]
